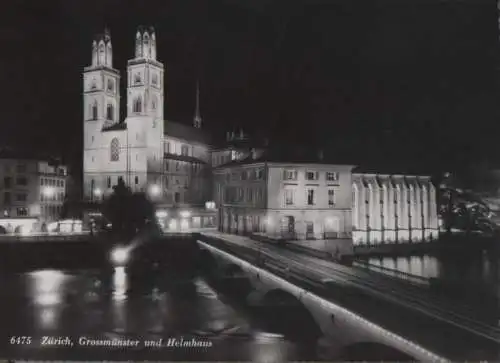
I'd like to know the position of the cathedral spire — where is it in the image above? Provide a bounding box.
[193,81,202,128]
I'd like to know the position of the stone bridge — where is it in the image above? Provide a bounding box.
[197,240,447,362]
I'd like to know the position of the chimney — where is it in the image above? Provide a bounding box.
[226,131,231,141]
[239,128,244,139]
[318,149,324,161]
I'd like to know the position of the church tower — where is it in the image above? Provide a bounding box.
[125,26,165,195]
[83,28,121,199]
[193,81,202,128]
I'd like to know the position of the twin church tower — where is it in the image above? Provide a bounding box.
[82,27,205,202]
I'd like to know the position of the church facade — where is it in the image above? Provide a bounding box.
[82,27,212,215]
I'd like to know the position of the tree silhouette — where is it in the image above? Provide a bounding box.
[438,172,495,235]
[102,179,158,238]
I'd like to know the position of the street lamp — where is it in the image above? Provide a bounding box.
[110,246,130,266]
[149,184,161,197]
[93,188,102,198]
[43,187,55,198]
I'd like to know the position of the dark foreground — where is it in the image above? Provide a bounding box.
[0,237,325,361]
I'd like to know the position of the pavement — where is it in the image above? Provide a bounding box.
[199,230,500,361]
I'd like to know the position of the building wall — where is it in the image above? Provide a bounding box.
[215,162,355,240]
[351,173,439,245]
[0,159,67,224]
[264,164,354,239]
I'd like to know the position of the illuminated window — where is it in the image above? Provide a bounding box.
[110,138,120,162]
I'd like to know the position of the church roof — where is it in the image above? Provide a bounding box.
[164,120,212,145]
[164,153,207,164]
[102,122,127,132]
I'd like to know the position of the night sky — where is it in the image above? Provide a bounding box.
[0,0,498,175]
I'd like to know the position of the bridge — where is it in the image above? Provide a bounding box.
[197,231,500,361]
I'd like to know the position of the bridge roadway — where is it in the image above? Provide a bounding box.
[199,231,500,361]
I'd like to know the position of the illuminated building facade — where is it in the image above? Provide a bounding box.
[0,150,68,233]
[82,27,214,229]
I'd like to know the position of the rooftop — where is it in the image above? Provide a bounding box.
[164,120,212,145]
[216,147,351,168]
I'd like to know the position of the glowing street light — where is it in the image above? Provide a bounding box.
[110,247,130,266]
[155,210,167,218]
[93,188,102,198]
[149,184,161,197]
[43,187,55,198]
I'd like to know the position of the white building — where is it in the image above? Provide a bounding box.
[214,149,440,244]
[214,150,355,240]
[82,27,213,218]
[352,172,439,245]
[0,150,68,233]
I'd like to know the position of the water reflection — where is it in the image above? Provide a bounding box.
[252,332,288,363]
[1,266,323,361]
[112,267,128,300]
[29,270,66,306]
[368,256,441,278]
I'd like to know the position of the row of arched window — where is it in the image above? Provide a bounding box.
[89,101,115,121]
[132,95,158,113]
[352,181,431,231]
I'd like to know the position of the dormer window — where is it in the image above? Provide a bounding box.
[134,73,141,84]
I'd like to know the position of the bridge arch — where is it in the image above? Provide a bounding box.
[258,288,322,343]
[338,342,415,362]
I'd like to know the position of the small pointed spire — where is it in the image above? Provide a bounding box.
[193,80,202,128]
[104,27,111,41]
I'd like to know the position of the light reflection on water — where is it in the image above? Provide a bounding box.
[2,268,322,361]
[113,267,128,300]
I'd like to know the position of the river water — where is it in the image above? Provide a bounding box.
[0,265,322,361]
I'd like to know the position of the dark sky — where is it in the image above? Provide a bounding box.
[0,0,498,173]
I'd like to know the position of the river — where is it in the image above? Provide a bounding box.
[0,253,323,361]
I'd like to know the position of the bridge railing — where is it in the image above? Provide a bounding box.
[352,260,431,287]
